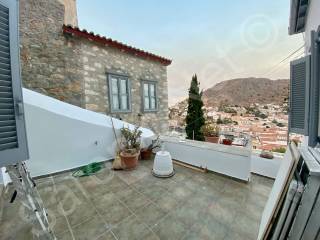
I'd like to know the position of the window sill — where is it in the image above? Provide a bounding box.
[142,109,158,113]
[110,110,132,114]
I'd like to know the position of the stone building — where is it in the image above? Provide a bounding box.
[19,0,171,133]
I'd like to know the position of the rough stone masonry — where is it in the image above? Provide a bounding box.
[19,0,170,133]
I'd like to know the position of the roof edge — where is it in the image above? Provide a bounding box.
[62,25,172,66]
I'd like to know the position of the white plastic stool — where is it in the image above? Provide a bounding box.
[152,151,175,178]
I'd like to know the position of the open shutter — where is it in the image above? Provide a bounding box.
[309,30,320,147]
[289,55,311,135]
[0,0,28,168]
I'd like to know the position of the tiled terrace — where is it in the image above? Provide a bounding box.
[0,159,273,240]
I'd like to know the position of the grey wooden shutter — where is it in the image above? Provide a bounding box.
[0,0,28,168]
[289,55,311,135]
[308,29,320,147]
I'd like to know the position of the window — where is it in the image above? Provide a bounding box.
[142,81,157,111]
[108,74,131,112]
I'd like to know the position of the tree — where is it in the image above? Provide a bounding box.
[216,117,223,124]
[260,113,268,119]
[272,147,286,154]
[277,122,285,127]
[185,74,205,141]
[224,107,237,114]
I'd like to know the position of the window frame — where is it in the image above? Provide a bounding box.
[141,80,158,112]
[107,73,132,113]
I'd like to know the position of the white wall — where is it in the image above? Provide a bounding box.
[161,136,282,180]
[0,168,11,186]
[305,0,320,52]
[23,89,154,177]
[162,137,252,181]
[251,154,282,179]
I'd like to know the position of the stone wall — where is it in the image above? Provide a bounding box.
[57,0,78,26]
[79,40,169,133]
[19,0,169,134]
[19,0,84,107]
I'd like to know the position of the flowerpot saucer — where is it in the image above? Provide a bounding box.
[152,169,175,178]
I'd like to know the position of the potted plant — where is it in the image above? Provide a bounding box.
[120,126,142,170]
[260,150,274,159]
[222,135,234,145]
[140,136,161,160]
[222,138,232,145]
[201,124,220,143]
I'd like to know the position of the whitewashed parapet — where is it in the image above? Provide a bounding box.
[161,136,252,181]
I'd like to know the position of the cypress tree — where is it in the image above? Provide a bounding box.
[185,74,205,141]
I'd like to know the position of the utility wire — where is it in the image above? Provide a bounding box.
[264,48,305,77]
[262,45,305,76]
[267,50,306,76]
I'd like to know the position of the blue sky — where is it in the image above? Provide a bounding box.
[77,0,303,105]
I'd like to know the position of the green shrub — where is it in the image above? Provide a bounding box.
[272,147,286,154]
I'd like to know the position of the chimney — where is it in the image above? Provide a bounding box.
[58,0,78,26]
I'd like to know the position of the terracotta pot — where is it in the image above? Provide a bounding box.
[140,149,153,160]
[205,136,220,143]
[222,139,232,145]
[120,151,139,170]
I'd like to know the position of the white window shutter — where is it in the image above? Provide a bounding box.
[289,55,311,135]
[0,0,28,167]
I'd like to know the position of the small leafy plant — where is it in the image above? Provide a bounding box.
[146,135,161,151]
[120,126,142,154]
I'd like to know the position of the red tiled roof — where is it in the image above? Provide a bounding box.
[62,25,172,66]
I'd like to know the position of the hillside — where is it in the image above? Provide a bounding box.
[173,78,289,108]
[202,78,289,107]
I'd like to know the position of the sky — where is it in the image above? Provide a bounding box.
[77,0,303,106]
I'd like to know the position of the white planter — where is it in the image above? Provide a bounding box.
[152,151,174,177]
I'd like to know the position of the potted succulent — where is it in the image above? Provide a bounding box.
[140,136,161,160]
[120,126,142,170]
[201,124,220,143]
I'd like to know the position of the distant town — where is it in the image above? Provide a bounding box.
[169,102,300,152]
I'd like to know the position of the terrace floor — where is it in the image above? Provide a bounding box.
[0,159,273,240]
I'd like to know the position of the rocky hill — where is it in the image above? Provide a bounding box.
[173,78,289,108]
